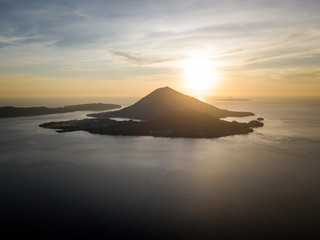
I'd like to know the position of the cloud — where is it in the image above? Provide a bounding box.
[246,47,320,64]
[110,50,180,66]
[0,36,41,44]
[282,69,320,83]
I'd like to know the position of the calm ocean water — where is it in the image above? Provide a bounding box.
[0,98,319,239]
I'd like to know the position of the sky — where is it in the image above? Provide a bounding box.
[0,0,319,99]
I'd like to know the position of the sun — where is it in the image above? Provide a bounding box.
[181,58,219,96]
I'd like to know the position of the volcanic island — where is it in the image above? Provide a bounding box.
[39,87,263,139]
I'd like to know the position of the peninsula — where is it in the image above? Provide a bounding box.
[0,103,121,118]
[40,87,263,139]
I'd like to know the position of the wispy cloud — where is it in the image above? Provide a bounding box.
[0,36,41,43]
[111,50,180,66]
[280,69,320,83]
[246,47,320,64]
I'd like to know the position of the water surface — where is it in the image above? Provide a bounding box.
[0,98,319,239]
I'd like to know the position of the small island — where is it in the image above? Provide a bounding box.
[39,87,264,139]
[0,103,121,118]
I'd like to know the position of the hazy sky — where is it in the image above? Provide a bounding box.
[0,0,319,98]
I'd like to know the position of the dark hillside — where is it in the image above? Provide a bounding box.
[89,87,253,120]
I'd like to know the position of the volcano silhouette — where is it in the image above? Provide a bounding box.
[89,86,254,120]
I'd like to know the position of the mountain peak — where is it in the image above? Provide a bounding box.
[151,86,175,94]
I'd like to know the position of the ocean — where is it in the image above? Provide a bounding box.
[0,97,319,239]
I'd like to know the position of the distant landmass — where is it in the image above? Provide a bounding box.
[88,87,254,120]
[213,97,252,101]
[0,103,121,118]
[40,108,263,138]
[39,87,263,139]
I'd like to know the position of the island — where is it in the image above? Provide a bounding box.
[0,103,121,118]
[39,87,264,139]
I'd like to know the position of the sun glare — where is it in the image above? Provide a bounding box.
[181,59,219,96]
